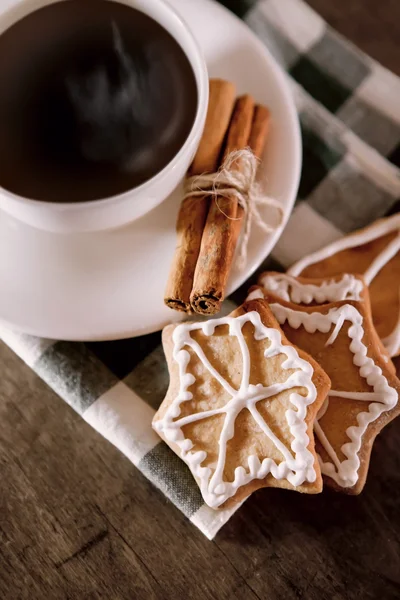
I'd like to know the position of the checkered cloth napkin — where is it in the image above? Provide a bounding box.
[1,0,400,539]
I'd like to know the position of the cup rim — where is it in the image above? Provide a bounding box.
[0,0,209,212]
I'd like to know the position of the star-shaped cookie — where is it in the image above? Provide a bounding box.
[288,214,400,356]
[258,272,367,305]
[250,284,400,494]
[252,272,395,373]
[153,299,330,509]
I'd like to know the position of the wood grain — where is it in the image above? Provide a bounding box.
[1,2,400,598]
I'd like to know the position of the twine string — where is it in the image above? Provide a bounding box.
[183,148,284,269]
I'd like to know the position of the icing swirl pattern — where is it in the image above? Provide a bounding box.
[154,311,320,508]
[269,303,398,487]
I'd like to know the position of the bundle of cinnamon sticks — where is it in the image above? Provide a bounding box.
[164,79,270,315]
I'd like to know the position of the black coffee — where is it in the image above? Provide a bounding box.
[0,0,198,202]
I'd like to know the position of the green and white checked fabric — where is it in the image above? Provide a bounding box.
[1,0,399,539]
[247,0,400,166]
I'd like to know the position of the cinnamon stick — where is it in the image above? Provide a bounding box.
[190,101,270,315]
[249,105,270,160]
[164,79,236,312]
[190,95,256,315]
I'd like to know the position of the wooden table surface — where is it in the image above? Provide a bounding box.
[1,2,399,599]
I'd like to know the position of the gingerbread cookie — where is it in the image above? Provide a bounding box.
[253,272,395,373]
[258,272,367,305]
[153,299,330,509]
[288,214,400,357]
[249,287,400,494]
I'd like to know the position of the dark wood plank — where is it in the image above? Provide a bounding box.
[1,2,399,599]
[216,424,400,599]
[0,343,259,600]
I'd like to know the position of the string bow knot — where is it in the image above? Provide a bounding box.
[184,148,283,268]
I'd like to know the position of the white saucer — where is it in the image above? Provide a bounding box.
[0,0,301,341]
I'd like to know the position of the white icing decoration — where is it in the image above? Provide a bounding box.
[363,233,400,285]
[247,289,264,301]
[381,287,400,357]
[154,311,320,508]
[270,302,398,488]
[259,273,363,304]
[288,214,400,356]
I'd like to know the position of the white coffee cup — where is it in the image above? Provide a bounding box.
[0,0,209,232]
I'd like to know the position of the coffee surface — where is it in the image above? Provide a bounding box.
[0,0,198,202]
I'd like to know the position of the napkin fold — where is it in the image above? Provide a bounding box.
[1,0,399,539]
